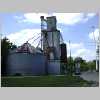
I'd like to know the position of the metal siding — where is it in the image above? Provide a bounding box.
[48,60,60,74]
[47,16,57,31]
[47,32,53,47]
[47,31,60,60]
[7,53,46,75]
[53,31,60,59]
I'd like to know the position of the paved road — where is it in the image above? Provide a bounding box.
[80,71,99,82]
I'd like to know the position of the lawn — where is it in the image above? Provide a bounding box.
[1,75,92,87]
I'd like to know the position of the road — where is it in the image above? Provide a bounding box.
[80,71,99,82]
[79,71,99,87]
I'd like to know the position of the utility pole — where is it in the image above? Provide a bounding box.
[69,40,72,74]
[96,24,99,72]
[96,38,99,72]
[91,26,99,71]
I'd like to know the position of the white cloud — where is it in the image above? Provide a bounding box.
[73,48,95,61]
[87,13,96,17]
[17,13,49,23]
[66,42,83,50]
[82,13,96,22]
[7,29,41,47]
[66,42,95,61]
[89,28,99,41]
[53,13,96,25]
[53,13,84,25]
[7,29,95,61]
[15,13,96,25]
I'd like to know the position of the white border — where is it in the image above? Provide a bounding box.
[0,0,100,100]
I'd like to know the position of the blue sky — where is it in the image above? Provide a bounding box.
[0,13,99,61]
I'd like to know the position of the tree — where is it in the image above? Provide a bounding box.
[74,57,96,72]
[87,60,96,71]
[67,56,96,73]
[74,57,90,72]
[80,60,89,71]
[1,37,17,76]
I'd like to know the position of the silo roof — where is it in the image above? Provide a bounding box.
[16,42,36,53]
[9,42,36,54]
[9,42,43,54]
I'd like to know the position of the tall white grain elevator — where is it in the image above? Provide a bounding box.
[40,16,61,74]
[40,16,60,60]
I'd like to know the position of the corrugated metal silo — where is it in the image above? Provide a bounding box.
[7,52,47,75]
[7,43,47,76]
[48,60,60,74]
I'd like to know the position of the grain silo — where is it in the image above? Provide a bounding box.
[40,16,61,74]
[41,16,60,60]
[7,42,47,76]
[7,15,67,76]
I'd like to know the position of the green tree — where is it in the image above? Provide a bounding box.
[74,57,89,72]
[80,60,89,72]
[87,60,96,71]
[67,56,96,73]
[74,57,96,72]
[1,37,17,76]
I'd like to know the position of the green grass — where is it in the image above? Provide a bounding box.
[1,75,91,87]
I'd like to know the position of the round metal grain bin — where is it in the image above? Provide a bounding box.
[7,52,47,76]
